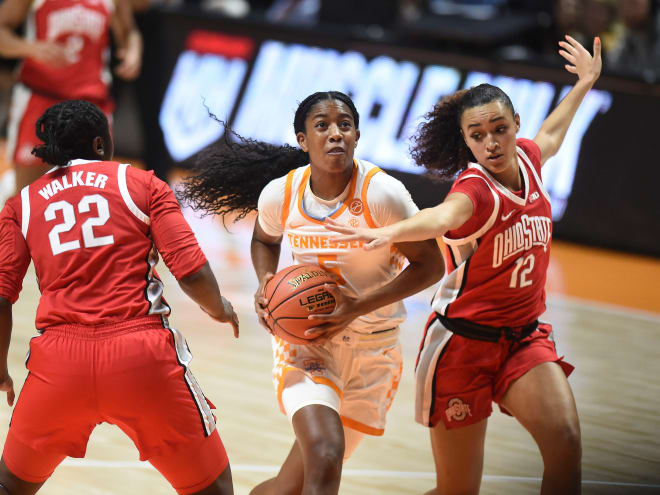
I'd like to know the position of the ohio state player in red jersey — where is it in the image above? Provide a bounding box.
[0,100,238,495]
[325,36,602,495]
[0,0,142,198]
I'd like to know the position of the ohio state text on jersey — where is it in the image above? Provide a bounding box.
[432,139,551,327]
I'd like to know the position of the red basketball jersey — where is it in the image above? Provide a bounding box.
[18,0,113,102]
[0,160,206,329]
[432,139,551,327]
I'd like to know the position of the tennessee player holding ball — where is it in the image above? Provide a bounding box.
[0,100,238,495]
[263,264,338,344]
[325,36,601,495]
[180,91,444,495]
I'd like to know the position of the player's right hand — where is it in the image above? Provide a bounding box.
[254,272,274,333]
[0,373,15,407]
[30,41,69,67]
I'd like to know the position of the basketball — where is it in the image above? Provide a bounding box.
[264,264,337,344]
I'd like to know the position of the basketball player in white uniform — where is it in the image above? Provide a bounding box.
[179,91,444,495]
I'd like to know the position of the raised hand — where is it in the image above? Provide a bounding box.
[558,35,602,86]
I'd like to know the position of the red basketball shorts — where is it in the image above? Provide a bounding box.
[415,313,574,429]
[2,316,228,494]
[6,83,113,167]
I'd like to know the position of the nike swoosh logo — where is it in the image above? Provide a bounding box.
[501,211,514,221]
[288,223,305,230]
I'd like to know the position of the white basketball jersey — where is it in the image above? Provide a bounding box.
[258,159,418,334]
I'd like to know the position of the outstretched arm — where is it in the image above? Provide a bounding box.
[324,192,474,249]
[534,35,602,166]
[305,238,445,339]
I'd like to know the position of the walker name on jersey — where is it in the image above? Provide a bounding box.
[492,214,551,268]
[287,233,365,251]
[47,5,105,41]
[160,33,612,221]
[38,172,108,200]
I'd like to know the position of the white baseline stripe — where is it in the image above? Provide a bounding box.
[59,459,660,488]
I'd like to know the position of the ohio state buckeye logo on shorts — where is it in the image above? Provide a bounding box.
[349,199,363,215]
[445,397,472,422]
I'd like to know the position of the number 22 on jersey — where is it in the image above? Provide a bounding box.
[45,194,114,255]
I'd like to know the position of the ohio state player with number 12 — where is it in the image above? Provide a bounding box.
[0,100,238,495]
[325,35,602,495]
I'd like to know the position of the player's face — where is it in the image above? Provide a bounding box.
[460,100,520,177]
[297,99,360,174]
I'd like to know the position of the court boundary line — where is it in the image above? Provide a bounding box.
[59,459,660,488]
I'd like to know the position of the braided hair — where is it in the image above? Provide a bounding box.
[178,91,359,222]
[32,100,110,166]
[411,83,515,181]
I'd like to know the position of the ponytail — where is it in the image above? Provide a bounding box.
[180,90,360,222]
[178,114,309,222]
[410,89,473,181]
[411,83,515,181]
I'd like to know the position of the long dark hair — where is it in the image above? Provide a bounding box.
[411,83,515,181]
[178,91,359,222]
[32,100,109,166]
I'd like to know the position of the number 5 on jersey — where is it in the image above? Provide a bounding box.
[45,194,114,255]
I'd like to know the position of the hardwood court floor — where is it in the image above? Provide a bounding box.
[0,209,659,494]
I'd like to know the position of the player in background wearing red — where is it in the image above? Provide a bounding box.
[179,91,444,495]
[325,36,602,495]
[0,0,142,200]
[0,100,239,495]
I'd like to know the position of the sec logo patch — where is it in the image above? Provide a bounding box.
[349,199,363,215]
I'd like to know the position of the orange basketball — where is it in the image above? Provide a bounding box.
[264,264,337,344]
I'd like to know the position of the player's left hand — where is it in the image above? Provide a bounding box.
[558,35,602,86]
[114,46,141,80]
[304,284,361,343]
[0,373,15,407]
[323,217,392,251]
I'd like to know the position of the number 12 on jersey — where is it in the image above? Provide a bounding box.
[509,253,535,288]
[45,194,114,255]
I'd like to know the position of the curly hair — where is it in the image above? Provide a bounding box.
[411,83,515,181]
[32,100,109,166]
[178,91,360,222]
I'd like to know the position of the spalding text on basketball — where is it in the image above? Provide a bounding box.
[286,270,328,290]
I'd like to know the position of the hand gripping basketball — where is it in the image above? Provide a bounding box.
[263,265,337,344]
